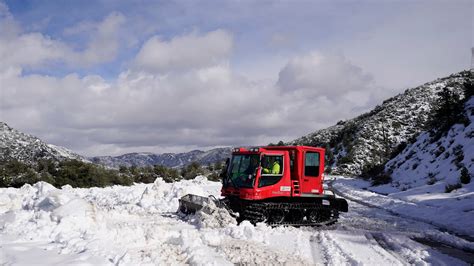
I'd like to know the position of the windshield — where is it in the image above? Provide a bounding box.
[226,154,260,188]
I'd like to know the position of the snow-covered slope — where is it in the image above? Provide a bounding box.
[0,122,87,164]
[384,96,473,192]
[292,70,471,175]
[327,97,474,240]
[91,148,231,168]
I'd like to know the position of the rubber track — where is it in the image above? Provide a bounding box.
[242,202,339,227]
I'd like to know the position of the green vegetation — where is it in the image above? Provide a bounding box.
[428,80,473,140]
[360,162,392,186]
[207,161,226,181]
[0,158,227,188]
[460,167,471,184]
[0,159,134,188]
[445,182,462,193]
[181,162,204,180]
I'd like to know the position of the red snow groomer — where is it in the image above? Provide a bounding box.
[179,146,348,226]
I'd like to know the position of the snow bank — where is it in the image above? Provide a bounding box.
[1,177,309,265]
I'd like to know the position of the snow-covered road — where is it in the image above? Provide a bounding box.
[1,176,472,265]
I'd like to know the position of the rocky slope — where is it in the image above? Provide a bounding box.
[0,122,86,164]
[292,70,472,175]
[91,148,231,168]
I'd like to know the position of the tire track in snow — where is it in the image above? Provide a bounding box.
[309,232,327,265]
[216,238,312,265]
[318,231,358,265]
[366,233,407,265]
[371,233,469,265]
[328,179,474,264]
[328,179,474,244]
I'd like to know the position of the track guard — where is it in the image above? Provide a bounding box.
[333,197,348,212]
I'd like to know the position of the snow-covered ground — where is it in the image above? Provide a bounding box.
[332,177,474,238]
[1,177,473,265]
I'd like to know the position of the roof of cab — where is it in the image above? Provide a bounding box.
[262,145,325,152]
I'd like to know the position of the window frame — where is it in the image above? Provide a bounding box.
[304,151,321,177]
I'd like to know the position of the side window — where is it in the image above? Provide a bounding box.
[259,155,283,187]
[305,152,320,177]
[261,155,283,175]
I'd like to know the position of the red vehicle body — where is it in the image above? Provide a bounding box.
[218,146,348,225]
[221,146,326,200]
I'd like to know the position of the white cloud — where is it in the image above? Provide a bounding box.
[0,3,69,70]
[277,52,374,101]
[0,5,125,70]
[1,48,382,156]
[0,32,69,70]
[134,29,233,72]
[75,12,126,66]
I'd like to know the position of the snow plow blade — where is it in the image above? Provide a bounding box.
[178,194,214,215]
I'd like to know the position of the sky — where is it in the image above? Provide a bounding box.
[0,0,472,157]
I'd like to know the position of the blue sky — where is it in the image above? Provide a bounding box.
[0,0,472,156]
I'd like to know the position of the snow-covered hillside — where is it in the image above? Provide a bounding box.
[1,177,472,265]
[328,96,473,232]
[384,96,473,192]
[91,148,231,168]
[292,70,472,176]
[0,122,87,164]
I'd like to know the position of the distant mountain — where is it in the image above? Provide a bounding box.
[292,70,472,176]
[91,147,231,168]
[0,122,87,164]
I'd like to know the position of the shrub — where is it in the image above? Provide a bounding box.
[338,155,354,165]
[460,167,471,184]
[361,162,393,186]
[153,165,180,183]
[426,177,437,185]
[207,172,221,182]
[371,173,392,186]
[426,172,437,185]
[428,87,464,140]
[0,159,37,187]
[138,173,156,183]
[181,162,204,180]
[0,158,136,188]
[452,145,464,168]
[361,163,385,178]
[445,183,462,193]
[434,146,445,157]
[390,142,407,159]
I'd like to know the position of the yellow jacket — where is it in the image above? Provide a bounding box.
[263,161,280,174]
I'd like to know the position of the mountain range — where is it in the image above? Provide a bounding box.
[90,148,231,168]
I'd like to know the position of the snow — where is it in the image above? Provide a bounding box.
[332,177,474,237]
[330,96,474,238]
[385,97,474,192]
[0,176,471,265]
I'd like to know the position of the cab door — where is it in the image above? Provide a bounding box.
[300,151,324,195]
